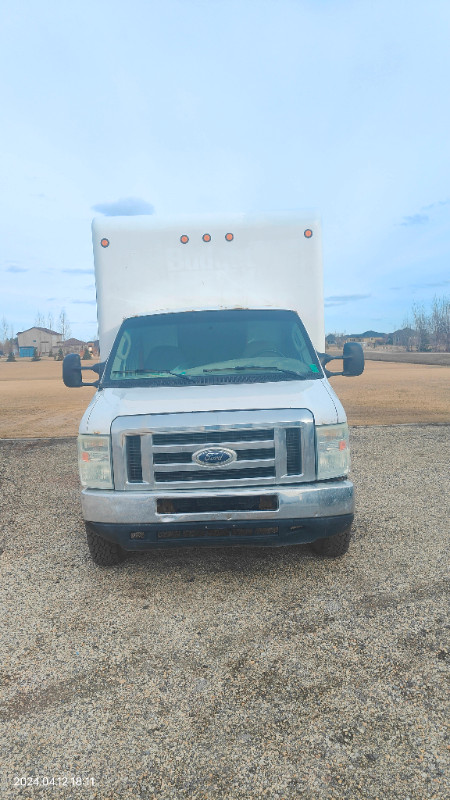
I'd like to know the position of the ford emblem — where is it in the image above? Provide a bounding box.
[192,447,237,467]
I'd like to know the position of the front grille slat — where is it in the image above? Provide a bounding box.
[236,447,275,461]
[286,428,302,475]
[155,466,275,483]
[126,435,143,482]
[154,458,275,472]
[153,446,275,465]
[153,429,274,445]
[152,439,275,453]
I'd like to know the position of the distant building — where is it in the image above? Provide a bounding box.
[17,327,62,357]
[345,330,386,347]
[86,340,100,358]
[61,338,88,356]
[346,336,386,348]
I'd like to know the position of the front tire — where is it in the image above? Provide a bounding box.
[85,523,127,566]
[311,526,352,558]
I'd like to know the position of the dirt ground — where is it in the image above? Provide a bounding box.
[0,357,448,438]
[331,360,449,425]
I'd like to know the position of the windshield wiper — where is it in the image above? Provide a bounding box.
[203,365,315,380]
[112,369,194,383]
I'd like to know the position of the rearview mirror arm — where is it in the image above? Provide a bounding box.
[316,351,345,378]
[79,368,100,388]
[80,361,106,387]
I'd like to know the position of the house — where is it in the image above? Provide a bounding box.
[17,327,63,357]
[86,340,100,358]
[345,330,387,348]
[61,338,88,356]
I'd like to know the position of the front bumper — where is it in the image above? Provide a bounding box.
[82,479,354,550]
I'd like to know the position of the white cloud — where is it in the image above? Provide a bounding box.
[92,197,155,217]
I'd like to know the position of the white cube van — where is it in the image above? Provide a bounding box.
[63,215,364,565]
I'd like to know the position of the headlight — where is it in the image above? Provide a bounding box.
[77,434,113,489]
[316,423,350,479]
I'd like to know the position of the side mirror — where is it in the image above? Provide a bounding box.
[318,342,364,378]
[63,353,83,387]
[63,353,103,387]
[342,342,364,377]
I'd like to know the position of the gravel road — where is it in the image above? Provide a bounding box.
[0,426,448,800]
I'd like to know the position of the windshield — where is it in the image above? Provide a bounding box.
[103,309,323,387]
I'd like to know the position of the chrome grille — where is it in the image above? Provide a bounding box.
[152,427,275,485]
[111,409,316,490]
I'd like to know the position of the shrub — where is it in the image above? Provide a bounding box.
[32,347,41,361]
[82,348,92,360]
[6,351,16,362]
[56,348,64,361]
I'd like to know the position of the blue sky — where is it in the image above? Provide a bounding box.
[1,0,449,340]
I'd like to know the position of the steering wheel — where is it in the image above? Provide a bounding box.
[256,348,285,357]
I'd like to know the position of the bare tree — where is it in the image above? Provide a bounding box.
[1,316,8,350]
[395,317,417,350]
[35,311,46,328]
[47,312,54,331]
[8,324,16,354]
[401,315,411,331]
[411,295,450,352]
[412,303,430,352]
[58,309,71,342]
[443,296,450,351]
[430,295,450,351]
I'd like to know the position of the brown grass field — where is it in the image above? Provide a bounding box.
[0,357,448,438]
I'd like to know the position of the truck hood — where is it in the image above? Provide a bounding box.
[80,378,346,435]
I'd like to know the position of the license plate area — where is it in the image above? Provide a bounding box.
[156,494,278,514]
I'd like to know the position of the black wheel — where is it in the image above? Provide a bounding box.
[311,526,352,558]
[85,523,127,566]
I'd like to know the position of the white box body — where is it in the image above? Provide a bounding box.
[92,214,325,358]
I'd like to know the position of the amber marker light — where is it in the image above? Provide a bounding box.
[180,234,189,244]
[202,233,211,242]
[225,232,234,241]
[304,229,313,238]
[100,238,110,247]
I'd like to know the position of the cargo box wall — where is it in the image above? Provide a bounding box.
[92,215,324,358]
